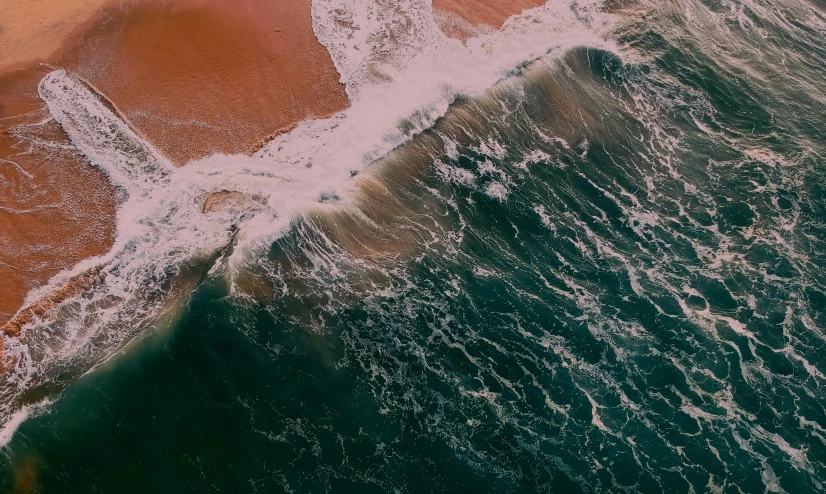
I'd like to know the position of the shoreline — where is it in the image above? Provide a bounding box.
[0,0,350,330]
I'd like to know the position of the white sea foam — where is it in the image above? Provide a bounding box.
[0,407,29,447]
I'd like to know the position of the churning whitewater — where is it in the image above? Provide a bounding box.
[2,0,826,491]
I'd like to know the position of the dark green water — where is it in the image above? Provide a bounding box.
[3,0,826,491]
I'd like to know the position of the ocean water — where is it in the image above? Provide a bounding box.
[2,0,826,491]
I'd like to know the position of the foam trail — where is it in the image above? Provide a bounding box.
[0,408,28,448]
[38,70,172,194]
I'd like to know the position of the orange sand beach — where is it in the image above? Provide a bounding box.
[432,0,549,42]
[0,0,548,335]
[0,0,349,331]
[0,0,113,73]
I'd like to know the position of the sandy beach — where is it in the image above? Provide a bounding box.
[1,0,348,328]
[432,0,549,41]
[54,0,350,165]
[0,66,118,327]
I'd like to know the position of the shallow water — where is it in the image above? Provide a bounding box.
[2,0,826,491]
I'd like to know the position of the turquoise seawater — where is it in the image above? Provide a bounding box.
[2,0,826,491]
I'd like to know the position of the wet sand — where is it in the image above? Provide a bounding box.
[0,0,112,72]
[432,0,550,41]
[0,66,118,327]
[2,0,547,331]
[56,0,350,165]
[0,0,349,329]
